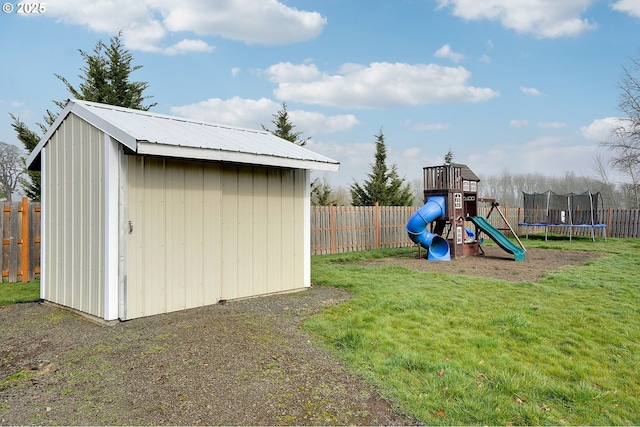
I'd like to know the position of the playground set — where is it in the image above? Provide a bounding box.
[406,163,526,262]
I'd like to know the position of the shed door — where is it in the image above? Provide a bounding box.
[124,156,223,320]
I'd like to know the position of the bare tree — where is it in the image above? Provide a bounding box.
[618,54,640,139]
[0,141,25,201]
[590,150,620,208]
[410,178,424,207]
[603,125,640,208]
[601,53,640,208]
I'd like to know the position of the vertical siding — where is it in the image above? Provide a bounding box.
[202,166,222,304]
[124,157,306,319]
[235,165,254,298]
[124,155,144,318]
[251,167,269,296]
[43,114,105,318]
[220,166,239,300]
[266,168,283,290]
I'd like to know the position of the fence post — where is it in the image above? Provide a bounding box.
[29,203,39,280]
[21,198,29,282]
[374,202,380,249]
[9,203,18,282]
[329,203,336,254]
[0,202,4,282]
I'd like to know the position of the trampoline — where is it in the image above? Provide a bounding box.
[518,190,607,241]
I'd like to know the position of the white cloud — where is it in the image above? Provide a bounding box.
[161,39,214,55]
[580,117,622,141]
[611,0,640,18]
[520,86,543,96]
[435,0,598,38]
[169,96,360,135]
[42,0,326,53]
[480,54,491,63]
[264,62,324,83]
[510,119,529,128]
[289,110,361,135]
[434,44,464,63]
[265,62,499,108]
[170,97,277,129]
[159,0,326,44]
[231,67,241,77]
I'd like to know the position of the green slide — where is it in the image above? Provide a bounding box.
[469,216,526,261]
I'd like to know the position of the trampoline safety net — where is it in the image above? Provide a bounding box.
[521,190,602,225]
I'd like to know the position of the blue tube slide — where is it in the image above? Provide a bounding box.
[406,196,451,261]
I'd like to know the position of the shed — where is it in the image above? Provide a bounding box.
[26,99,339,321]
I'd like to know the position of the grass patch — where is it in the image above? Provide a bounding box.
[0,280,40,306]
[306,239,640,425]
[0,370,33,390]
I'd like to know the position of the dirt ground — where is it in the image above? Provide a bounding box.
[353,245,602,283]
[0,247,600,426]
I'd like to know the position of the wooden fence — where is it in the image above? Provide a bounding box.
[1,198,40,283]
[311,203,415,254]
[2,201,639,273]
[605,208,640,238]
[311,204,640,255]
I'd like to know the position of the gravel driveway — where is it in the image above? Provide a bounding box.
[1,285,415,426]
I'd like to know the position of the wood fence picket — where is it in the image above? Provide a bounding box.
[1,198,41,283]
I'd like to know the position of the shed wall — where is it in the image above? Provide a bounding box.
[124,156,307,320]
[42,114,106,318]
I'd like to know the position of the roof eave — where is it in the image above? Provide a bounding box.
[137,141,340,171]
[26,99,138,171]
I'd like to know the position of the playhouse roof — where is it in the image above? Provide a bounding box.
[454,163,480,182]
[27,99,340,172]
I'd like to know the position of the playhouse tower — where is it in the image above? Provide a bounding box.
[422,163,481,259]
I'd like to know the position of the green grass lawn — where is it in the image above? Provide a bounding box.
[0,280,40,306]
[306,238,640,425]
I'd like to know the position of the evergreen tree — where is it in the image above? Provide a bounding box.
[350,130,413,206]
[444,149,454,166]
[10,32,155,200]
[9,117,41,201]
[54,32,156,110]
[311,177,338,206]
[262,102,309,145]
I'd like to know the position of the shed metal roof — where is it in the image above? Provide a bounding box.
[27,99,340,172]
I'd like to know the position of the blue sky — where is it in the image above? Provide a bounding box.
[1,0,640,190]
